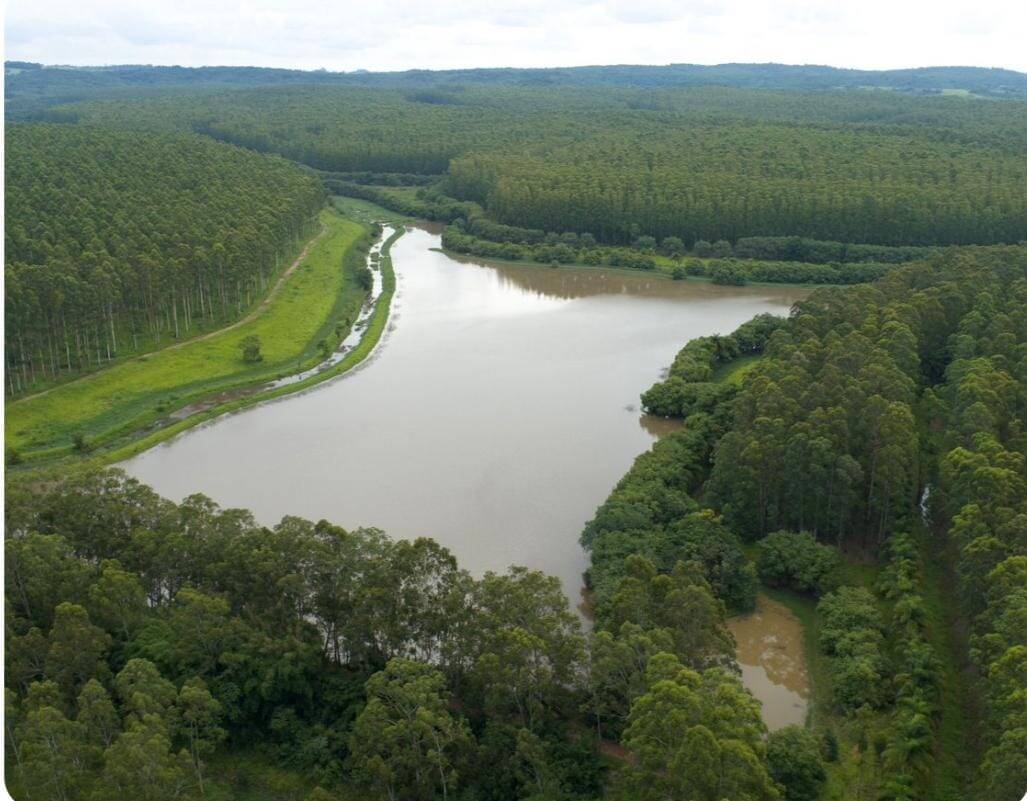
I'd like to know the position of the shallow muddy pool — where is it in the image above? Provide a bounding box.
[728,594,811,730]
[121,226,805,602]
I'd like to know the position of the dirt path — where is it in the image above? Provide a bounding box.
[10,222,328,405]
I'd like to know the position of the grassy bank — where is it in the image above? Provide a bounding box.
[6,208,369,461]
[102,224,402,464]
[332,194,416,225]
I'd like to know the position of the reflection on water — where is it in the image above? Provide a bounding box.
[638,414,684,439]
[122,228,806,599]
[447,250,805,304]
[728,594,810,731]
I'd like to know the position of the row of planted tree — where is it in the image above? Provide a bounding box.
[5,124,325,394]
[63,82,1027,248]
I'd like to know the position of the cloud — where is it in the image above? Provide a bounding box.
[5,0,1026,72]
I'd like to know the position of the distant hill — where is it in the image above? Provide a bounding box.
[6,61,1027,118]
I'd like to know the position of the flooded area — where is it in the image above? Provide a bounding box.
[728,594,811,730]
[122,226,805,599]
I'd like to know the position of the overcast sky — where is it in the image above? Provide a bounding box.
[5,0,1026,74]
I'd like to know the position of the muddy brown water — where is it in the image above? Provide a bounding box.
[121,226,806,603]
[728,594,811,730]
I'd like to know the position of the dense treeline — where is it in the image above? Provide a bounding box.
[581,243,1027,798]
[930,273,1027,799]
[438,219,899,285]
[5,470,791,801]
[732,237,934,265]
[448,125,1027,246]
[4,124,325,393]
[639,315,785,416]
[59,83,1027,248]
[9,62,1026,122]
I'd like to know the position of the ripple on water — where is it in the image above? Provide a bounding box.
[727,594,810,731]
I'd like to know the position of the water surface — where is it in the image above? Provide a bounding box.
[122,227,805,600]
[728,594,811,730]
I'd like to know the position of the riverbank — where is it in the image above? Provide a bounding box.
[438,246,823,290]
[6,209,401,466]
[104,224,401,464]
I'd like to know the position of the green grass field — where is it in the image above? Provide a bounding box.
[332,194,415,225]
[711,354,763,385]
[6,209,368,459]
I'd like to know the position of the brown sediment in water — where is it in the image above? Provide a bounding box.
[728,594,810,731]
[122,227,806,601]
[638,414,684,439]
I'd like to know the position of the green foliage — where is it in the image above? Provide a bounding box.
[614,653,778,801]
[756,530,841,595]
[766,725,827,801]
[5,123,324,393]
[817,587,888,712]
[14,704,96,801]
[347,658,472,801]
[354,264,374,291]
[6,209,366,456]
[930,275,1027,800]
[239,335,263,363]
[603,557,737,673]
[4,472,603,798]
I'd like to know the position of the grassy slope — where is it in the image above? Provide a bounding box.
[6,208,366,457]
[711,354,763,385]
[9,219,320,399]
[102,224,402,464]
[332,194,415,225]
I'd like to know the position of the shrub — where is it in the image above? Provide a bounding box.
[767,726,827,801]
[239,335,263,363]
[817,586,887,711]
[756,530,840,594]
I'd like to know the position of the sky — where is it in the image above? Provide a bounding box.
[5,0,1027,74]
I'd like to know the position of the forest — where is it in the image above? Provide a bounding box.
[4,58,1027,801]
[46,82,1027,250]
[5,124,325,393]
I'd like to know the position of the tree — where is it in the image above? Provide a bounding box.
[766,726,826,801]
[661,236,684,256]
[239,334,263,363]
[6,533,90,629]
[15,705,95,801]
[604,557,736,672]
[77,679,121,749]
[615,653,777,801]
[756,531,840,595]
[99,722,191,801]
[348,658,472,801]
[355,264,374,290]
[468,567,585,731]
[587,623,675,738]
[87,560,148,638]
[114,659,178,730]
[45,603,111,699]
[177,678,226,795]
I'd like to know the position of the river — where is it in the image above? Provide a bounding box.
[121,225,806,605]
